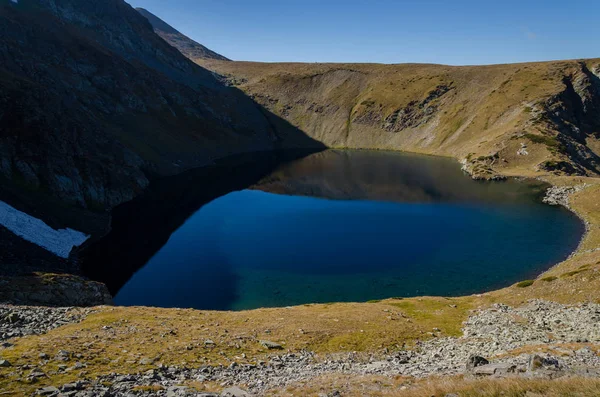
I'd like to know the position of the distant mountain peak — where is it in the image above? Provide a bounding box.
[136,7,230,62]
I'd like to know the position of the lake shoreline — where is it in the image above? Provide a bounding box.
[0,148,593,308]
[2,150,600,396]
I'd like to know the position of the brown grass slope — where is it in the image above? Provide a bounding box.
[198,58,600,179]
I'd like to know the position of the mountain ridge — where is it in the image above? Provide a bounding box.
[135,7,230,62]
[196,58,600,180]
[124,7,600,181]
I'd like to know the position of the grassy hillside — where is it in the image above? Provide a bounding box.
[198,59,600,179]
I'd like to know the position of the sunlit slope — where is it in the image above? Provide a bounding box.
[199,59,600,179]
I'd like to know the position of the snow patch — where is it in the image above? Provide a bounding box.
[10,0,18,4]
[0,200,89,259]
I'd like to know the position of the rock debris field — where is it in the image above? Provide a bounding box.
[1,300,600,396]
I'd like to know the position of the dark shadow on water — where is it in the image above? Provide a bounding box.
[80,150,318,309]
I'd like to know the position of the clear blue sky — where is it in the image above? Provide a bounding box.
[126,0,599,65]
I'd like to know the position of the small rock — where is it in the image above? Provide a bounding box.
[36,386,59,396]
[221,386,251,397]
[60,383,80,392]
[0,359,11,367]
[259,340,283,349]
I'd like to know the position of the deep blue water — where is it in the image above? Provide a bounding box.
[112,150,583,310]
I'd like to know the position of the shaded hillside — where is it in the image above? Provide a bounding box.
[0,0,319,210]
[198,59,600,179]
[136,7,230,62]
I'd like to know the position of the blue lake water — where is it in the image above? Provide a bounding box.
[106,150,583,310]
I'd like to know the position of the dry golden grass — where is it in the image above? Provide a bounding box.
[0,297,477,395]
[267,374,600,396]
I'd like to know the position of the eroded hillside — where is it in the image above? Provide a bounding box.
[198,59,600,179]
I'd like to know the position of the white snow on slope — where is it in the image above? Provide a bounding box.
[0,200,89,259]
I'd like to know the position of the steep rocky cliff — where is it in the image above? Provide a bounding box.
[136,7,230,62]
[0,0,317,210]
[197,59,600,179]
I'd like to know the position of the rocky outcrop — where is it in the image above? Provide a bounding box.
[383,84,454,132]
[535,62,600,175]
[543,184,589,208]
[0,274,111,307]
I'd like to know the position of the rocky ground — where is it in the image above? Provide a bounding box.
[1,300,599,396]
[0,306,91,342]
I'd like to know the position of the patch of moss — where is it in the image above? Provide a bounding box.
[132,385,164,392]
[523,133,566,154]
[516,280,535,288]
[361,100,376,107]
[541,276,558,282]
[561,269,588,278]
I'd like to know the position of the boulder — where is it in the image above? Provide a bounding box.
[466,355,489,371]
[528,355,561,372]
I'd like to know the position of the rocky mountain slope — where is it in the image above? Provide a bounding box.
[140,9,599,181]
[196,59,600,180]
[0,0,318,212]
[136,7,230,62]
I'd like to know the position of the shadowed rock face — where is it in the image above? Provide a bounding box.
[0,0,321,212]
[136,7,230,62]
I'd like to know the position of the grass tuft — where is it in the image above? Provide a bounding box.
[541,276,558,282]
[516,280,535,288]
